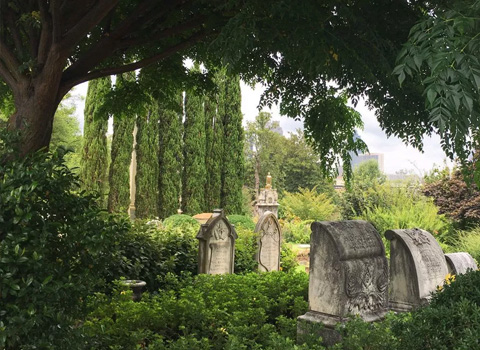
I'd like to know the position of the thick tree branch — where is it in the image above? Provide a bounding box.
[0,38,22,81]
[50,0,62,43]
[60,30,209,94]
[60,0,119,50]
[37,0,52,65]
[0,60,17,88]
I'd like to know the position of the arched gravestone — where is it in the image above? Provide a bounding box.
[196,209,238,275]
[255,211,281,272]
[445,252,478,275]
[298,221,388,346]
[385,228,448,312]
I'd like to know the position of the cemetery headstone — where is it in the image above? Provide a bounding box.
[298,220,388,346]
[196,209,237,274]
[255,211,281,272]
[385,228,448,312]
[445,252,478,275]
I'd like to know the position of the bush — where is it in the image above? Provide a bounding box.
[162,214,200,236]
[82,271,311,349]
[391,270,480,350]
[280,218,313,244]
[228,214,256,231]
[280,187,339,221]
[456,227,480,262]
[0,148,129,349]
[107,220,199,292]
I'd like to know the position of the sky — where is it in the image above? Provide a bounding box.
[72,81,452,176]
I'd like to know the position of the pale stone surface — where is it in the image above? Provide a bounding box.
[196,209,237,274]
[385,228,448,312]
[298,220,388,346]
[445,252,478,275]
[255,211,281,272]
[255,174,279,217]
[193,213,213,224]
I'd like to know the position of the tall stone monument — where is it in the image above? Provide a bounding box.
[298,220,388,346]
[255,211,281,272]
[445,252,478,275]
[385,228,448,312]
[255,172,279,217]
[196,209,237,275]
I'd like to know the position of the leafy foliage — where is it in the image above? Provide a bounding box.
[0,145,129,349]
[158,95,183,219]
[182,82,207,215]
[220,73,245,214]
[82,271,310,350]
[280,187,338,222]
[394,1,480,165]
[108,74,135,214]
[80,77,110,206]
[423,168,480,228]
[135,104,160,218]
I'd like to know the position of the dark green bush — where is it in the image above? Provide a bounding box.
[0,147,129,349]
[108,221,199,292]
[228,215,255,231]
[83,271,311,349]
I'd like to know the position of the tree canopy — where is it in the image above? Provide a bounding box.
[0,0,461,174]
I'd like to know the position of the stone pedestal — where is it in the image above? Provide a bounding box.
[298,220,388,346]
[196,209,237,275]
[255,211,281,272]
[385,228,448,312]
[445,252,477,275]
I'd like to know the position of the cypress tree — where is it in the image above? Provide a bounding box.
[204,90,222,211]
[80,76,111,206]
[107,74,136,213]
[182,87,207,215]
[158,94,183,219]
[135,103,160,218]
[220,73,245,214]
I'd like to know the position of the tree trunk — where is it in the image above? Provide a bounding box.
[6,46,67,156]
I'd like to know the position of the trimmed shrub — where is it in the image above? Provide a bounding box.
[82,271,311,349]
[228,214,256,231]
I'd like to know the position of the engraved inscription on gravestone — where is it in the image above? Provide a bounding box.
[255,211,281,272]
[385,228,448,312]
[196,209,238,275]
[297,220,388,347]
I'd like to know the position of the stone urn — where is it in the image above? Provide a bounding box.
[121,280,146,301]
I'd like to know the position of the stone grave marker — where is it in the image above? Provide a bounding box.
[298,220,388,346]
[385,228,448,312]
[196,209,237,275]
[255,211,281,272]
[445,252,478,275]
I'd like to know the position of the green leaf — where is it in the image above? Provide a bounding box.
[427,89,437,106]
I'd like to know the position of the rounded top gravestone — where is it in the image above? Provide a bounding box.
[254,211,281,272]
[385,228,448,311]
[445,252,478,275]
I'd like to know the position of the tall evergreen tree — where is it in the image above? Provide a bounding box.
[182,87,207,215]
[220,73,245,214]
[108,73,136,213]
[204,90,222,211]
[135,103,160,218]
[80,76,110,206]
[158,94,183,219]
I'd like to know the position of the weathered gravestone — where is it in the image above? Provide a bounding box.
[255,211,281,272]
[445,252,478,275]
[196,209,237,275]
[298,221,388,346]
[385,228,448,312]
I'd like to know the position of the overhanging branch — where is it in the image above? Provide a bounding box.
[60,30,209,93]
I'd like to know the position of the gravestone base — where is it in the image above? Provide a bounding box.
[297,311,343,347]
[389,301,413,313]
